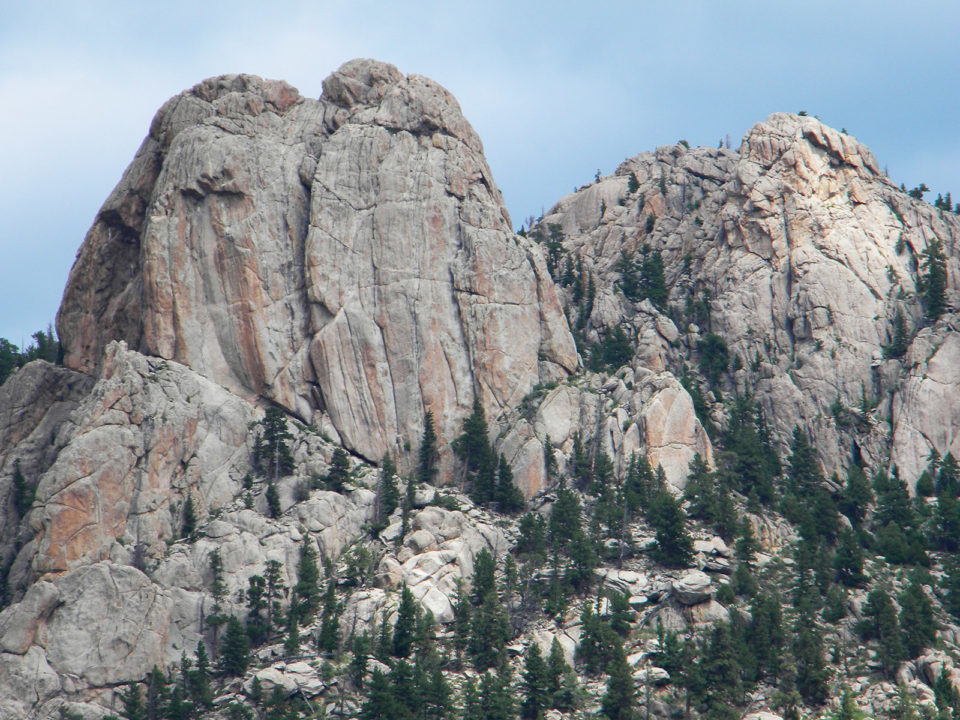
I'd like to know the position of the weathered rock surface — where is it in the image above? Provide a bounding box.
[374,503,508,622]
[57,59,578,476]
[13,341,256,583]
[539,112,960,487]
[501,364,714,497]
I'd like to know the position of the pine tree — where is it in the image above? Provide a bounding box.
[884,308,910,358]
[521,643,551,719]
[471,548,496,606]
[181,493,197,540]
[639,244,668,311]
[294,538,321,621]
[932,491,960,552]
[349,632,371,690]
[12,460,34,518]
[119,682,146,720]
[549,478,581,550]
[834,527,867,587]
[265,481,281,518]
[941,555,960,620]
[375,454,400,529]
[188,641,213,708]
[361,668,400,720]
[899,574,935,658]
[417,410,439,487]
[469,589,511,670]
[318,574,342,653]
[258,406,294,479]
[793,620,830,705]
[838,465,873,526]
[921,239,947,321]
[495,454,524,514]
[263,559,285,633]
[393,585,419,658]
[284,597,301,656]
[219,616,250,676]
[245,575,268,645]
[601,642,635,720]
[326,447,351,492]
[858,586,905,678]
[646,487,693,567]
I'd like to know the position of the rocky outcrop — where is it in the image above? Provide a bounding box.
[57,59,578,475]
[538,112,960,488]
[502,365,713,497]
[9,342,256,584]
[374,503,508,623]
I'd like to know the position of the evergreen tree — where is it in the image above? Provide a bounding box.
[180,493,197,540]
[284,599,300,655]
[792,621,830,705]
[838,465,873,526]
[921,239,948,321]
[549,478,582,550]
[245,575,268,645]
[219,616,250,676]
[361,668,401,720]
[646,486,693,567]
[834,527,867,587]
[263,559,285,633]
[119,682,146,720]
[858,586,906,677]
[258,406,294,479]
[565,526,599,591]
[899,574,935,658]
[697,333,729,387]
[932,491,960,552]
[516,512,547,564]
[884,308,910,358]
[393,585,419,658]
[12,460,34,518]
[417,410,440,487]
[495,454,524,514]
[941,555,960,621]
[471,548,496,606]
[318,574,341,653]
[639,244,668,311]
[375,454,400,529]
[349,631,371,690]
[294,538,321,621]
[469,589,511,670]
[521,643,551,719]
[601,642,635,720]
[188,641,213,709]
[326,447,351,492]
[265,481,281,518]
[684,453,718,525]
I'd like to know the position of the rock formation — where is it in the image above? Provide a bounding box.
[56,60,578,475]
[2,59,959,720]
[539,112,960,487]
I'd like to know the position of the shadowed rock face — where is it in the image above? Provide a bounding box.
[58,60,578,470]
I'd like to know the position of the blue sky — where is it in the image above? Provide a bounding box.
[2,1,958,348]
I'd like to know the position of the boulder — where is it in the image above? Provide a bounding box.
[671,570,713,605]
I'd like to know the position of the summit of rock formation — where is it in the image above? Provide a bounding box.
[540,111,960,487]
[57,59,578,475]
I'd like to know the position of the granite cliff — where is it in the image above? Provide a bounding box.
[0,60,958,720]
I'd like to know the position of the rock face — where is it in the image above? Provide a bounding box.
[57,60,578,472]
[539,112,960,487]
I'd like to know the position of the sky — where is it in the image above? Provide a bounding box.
[2,1,958,347]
